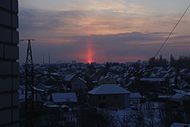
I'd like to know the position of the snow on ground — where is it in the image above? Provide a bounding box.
[98,102,164,127]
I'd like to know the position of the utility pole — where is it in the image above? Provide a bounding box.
[20,39,35,127]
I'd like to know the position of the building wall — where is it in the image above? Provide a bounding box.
[0,0,19,127]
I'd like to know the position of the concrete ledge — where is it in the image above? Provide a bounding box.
[0,110,11,125]
[12,30,19,44]
[0,60,12,75]
[0,0,18,13]
[0,78,12,92]
[0,77,18,92]
[0,0,11,11]
[0,44,3,58]
[0,27,12,43]
[0,28,19,44]
[12,62,19,76]
[4,45,19,60]
[0,94,12,109]
[0,10,11,26]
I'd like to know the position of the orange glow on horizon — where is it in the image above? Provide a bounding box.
[86,38,94,64]
[87,60,92,64]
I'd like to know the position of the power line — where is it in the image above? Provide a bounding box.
[20,39,35,127]
[154,2,190,58]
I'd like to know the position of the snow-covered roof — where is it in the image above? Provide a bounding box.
[171,93,186,101]
[140,78,165,82]
[51,92,77,103]
[32,86,46,92]
[129,76,135,81]
[43,101,59,108]
[64,74,76,81]
[130,93,143,99]
[88,84,130,95]
[77,77,87,83]
[170,122,190,127]
[174,89,187,95]
[37,83,54,89]
[175,89,190,95]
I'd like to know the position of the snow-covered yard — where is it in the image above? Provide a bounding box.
[98,102,164,127]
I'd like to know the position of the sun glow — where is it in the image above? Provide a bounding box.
[86,38,94,64]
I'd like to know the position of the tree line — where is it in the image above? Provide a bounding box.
[149,55,190,68]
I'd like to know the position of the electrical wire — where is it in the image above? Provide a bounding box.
[153,2,190,58]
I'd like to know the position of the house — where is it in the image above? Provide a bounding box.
[88,84,130,109]
[64,74,76,82]
[90,70,103,82]
[44,92,78,126]
[98,76,117,84]
[64,74,87,91]
[169,90,190,106]
[48,92,78,108]
[70,77,87,91]
[170,122,190,127]
[138,77,167,92]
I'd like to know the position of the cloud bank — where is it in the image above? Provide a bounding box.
[19,5,190,63]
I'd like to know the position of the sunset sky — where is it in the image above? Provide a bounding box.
[19,0,190,63]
